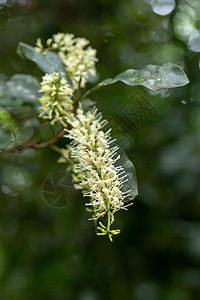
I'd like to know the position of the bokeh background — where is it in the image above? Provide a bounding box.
[0,0,200,299]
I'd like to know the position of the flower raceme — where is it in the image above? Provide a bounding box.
[35,33,98,89]
[64,106,132,241]
[35,33,132,240]
[3,31,189,241]
[38,72,74,125]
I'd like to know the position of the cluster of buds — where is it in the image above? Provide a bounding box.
[38,72,74,125]
[35,33,98,89]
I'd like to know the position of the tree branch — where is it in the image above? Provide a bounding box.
[2,129,66,153]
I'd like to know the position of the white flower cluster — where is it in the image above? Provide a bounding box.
[64,106,131,240]
[38,72,74,125]
[35,33,98,89]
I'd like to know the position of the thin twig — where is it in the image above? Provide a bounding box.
[2,129,65,153]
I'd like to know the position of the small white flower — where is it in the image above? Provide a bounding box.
[38,72,74,125]
[35,38,44,52]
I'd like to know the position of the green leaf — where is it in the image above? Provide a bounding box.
[17,42,70,80]
[0,128,11,149]
[116,147,138,201]
[82,98,97,111]
[38,122,59,141]
[11,106,38,122]
[11,126,33,146]
[0,74,40,106]
[81,63,189,100]
[0,97,24,107]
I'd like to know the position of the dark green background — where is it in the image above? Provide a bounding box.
[0,0,200,299]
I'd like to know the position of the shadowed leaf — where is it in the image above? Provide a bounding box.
[116,147,138,201]
[17,42,70,82]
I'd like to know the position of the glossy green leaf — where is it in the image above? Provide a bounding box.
[17,42,69,80]
[81,63,189,100]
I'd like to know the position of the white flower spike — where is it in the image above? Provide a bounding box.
[38,72,74,125]
[64,105,132,241]
[35,33,98,89]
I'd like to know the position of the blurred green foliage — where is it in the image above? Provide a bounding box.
[0,0,200,299]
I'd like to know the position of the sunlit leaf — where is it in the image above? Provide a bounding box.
[81,63,189,100]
